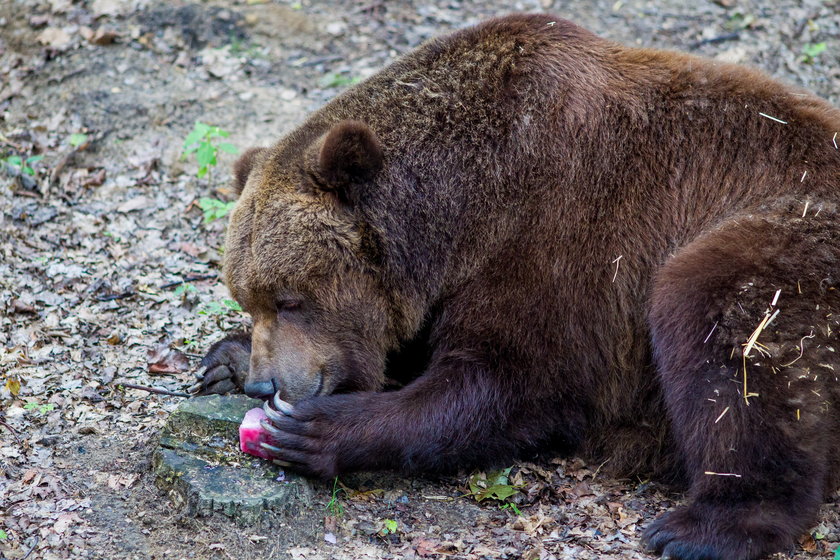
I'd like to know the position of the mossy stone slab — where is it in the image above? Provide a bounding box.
[154,395,314,524]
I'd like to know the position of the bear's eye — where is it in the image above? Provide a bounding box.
[276,299,303,313]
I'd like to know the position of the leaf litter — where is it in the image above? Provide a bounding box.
[1,0,840,559]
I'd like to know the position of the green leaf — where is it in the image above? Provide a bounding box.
[196,166,208,179]
[835,545,840,560]
[193,121,212,137]
[0,529,6,540]
[69,133,88,147]
[198,197,224,210]
[196,142,216,168]
[500,502,522,515]
[474,484,518,502]
[218,142,238,154]
[488,467,513,487]
[6,155,22,167]
[222,299,242,312]
[198,301,224,315]
[198,197,235,222]
[22,166,35,176]
[383,519,398,534]
[26,155,44,164]
[319,72,356,88]
[174,284,197,296]
[182,131,204,151]
[209,127,230,139]
[467,468,520,503]
[23,402,37,410]
[803,42,827,58]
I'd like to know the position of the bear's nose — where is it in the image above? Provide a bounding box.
[243,380,276,400]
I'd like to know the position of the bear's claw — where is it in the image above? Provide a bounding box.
[259,419,284,438]
[192,332,251,395]
[273,393,295,415]
[263,400,284,423]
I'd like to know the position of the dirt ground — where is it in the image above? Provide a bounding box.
[1,0,840,559]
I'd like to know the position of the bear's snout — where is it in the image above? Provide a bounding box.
[243,379,277,400]
[249,316,329,403]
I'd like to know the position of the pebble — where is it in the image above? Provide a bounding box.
[325,22,346,35]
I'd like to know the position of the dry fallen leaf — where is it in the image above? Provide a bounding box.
[38,27,73,49]
[90,0,130,17]
[798,533,817,553]
[415,538,443,557]
[53,512,82,534]
[117,195,150,213]
[147,344,190,374]
[80,26,119,45]
[107,473,138,489]
[5,377,21,396]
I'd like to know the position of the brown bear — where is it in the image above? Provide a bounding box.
[193,14,840,560]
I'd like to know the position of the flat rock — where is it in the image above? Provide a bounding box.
[154,395,314,524]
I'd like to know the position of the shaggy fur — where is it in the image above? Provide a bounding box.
[196,15,840,560]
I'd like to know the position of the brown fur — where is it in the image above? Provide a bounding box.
[197,15,840,560]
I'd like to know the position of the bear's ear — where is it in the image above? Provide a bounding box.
[313,120,383,202]
[232,147,268,195]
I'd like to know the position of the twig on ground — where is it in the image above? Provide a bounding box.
[117,382,191,398]
[160,274,217,289]
[689,32,740,49]
[0,420,22,444]
[0,132,25,150]
[96,291,135,302]
[22,536,40,560]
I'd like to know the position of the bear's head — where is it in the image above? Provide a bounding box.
[223,120,407,403]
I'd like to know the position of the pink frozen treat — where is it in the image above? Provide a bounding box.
[239,407,271,459]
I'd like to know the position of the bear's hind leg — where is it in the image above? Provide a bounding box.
[645,202,840,560]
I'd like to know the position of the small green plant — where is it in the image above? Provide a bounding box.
[228,36,263,59]
[24,402,55,414]
[723,12,756,31]
[326,477,345,516]
[802,42,827,64]
[69,133,88,147]
[181,122,238,178]
[834,545,839,560]
[0,529,7,540]
[198,299,243,316]
[181,338,201,350]
[319,72,361,89]
[378,518,398,536]
[465,467,522,514]
[3,154,43,176]
[174,284,198,297]
[499,502,522,515]
[197,197,236,223]
[723,12,755,31]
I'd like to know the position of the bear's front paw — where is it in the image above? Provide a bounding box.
[643,503,794,560]
[256,394,339,479]
[190,332,252,395]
